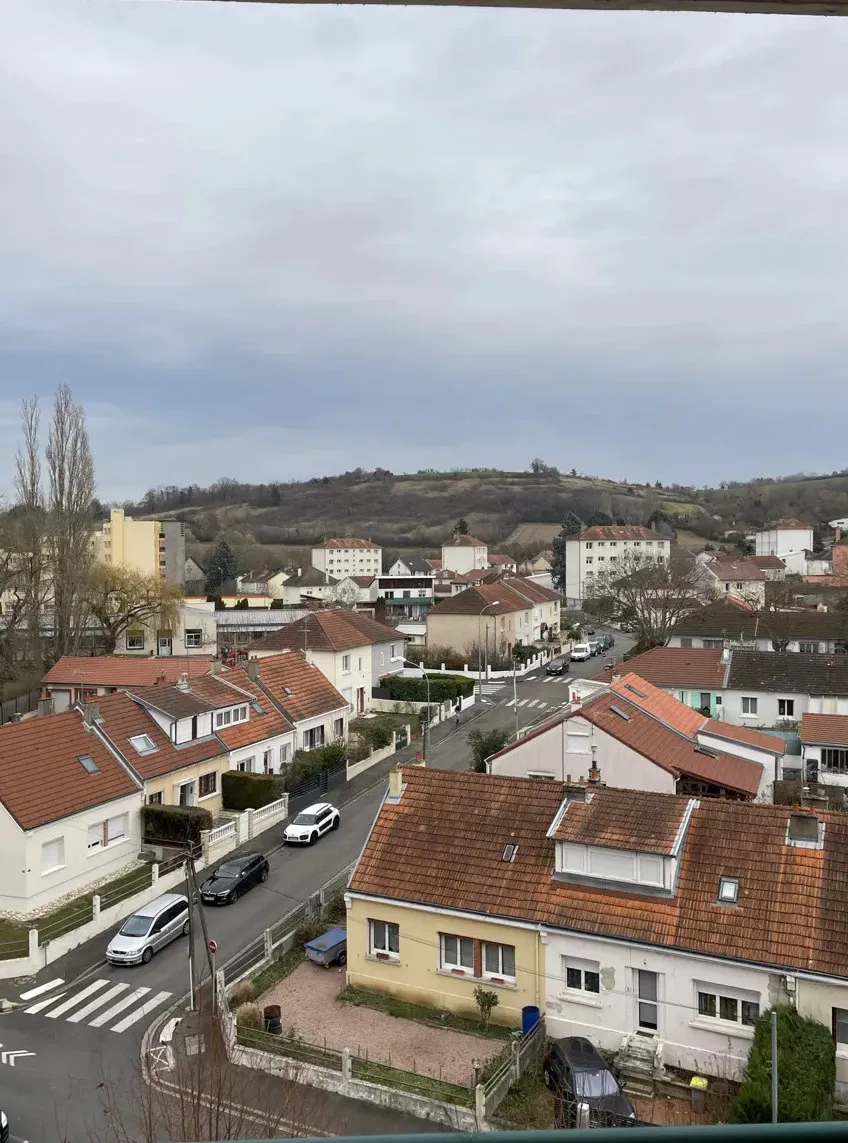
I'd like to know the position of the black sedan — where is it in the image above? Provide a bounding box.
[546,656,570,676]
[201,852,269,905]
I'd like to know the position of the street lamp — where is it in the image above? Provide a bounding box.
[403,658,431,761]
[477,600,500,701]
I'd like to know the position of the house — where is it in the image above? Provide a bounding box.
[347,767,848,1095]
[375,575,434,618]
[279,567,337,606]
[800,713,848,792]
[488,672,768,800]
[667,597,848,653]
[425,579,561,657]
[189,667,295,775]
[312,538,383,579]
[92,508,185,587]
[724,650,848,726]
[246,652,350,751]
[329,575,379,608]
[42,655,216,713]
[183,554,206,588]
[124,603,218,658]
[387,557,434,577]
[440,534,488,576]
[594,646,730,718]
[564,526,671,604]
[0,708,144,915]
[247,610,404,713]
[489,553,517,573]
[752,518,814,559]
[801,541,848,590]
[519,551,553,575]
[236,569,289,598]
[697,554,766,609]
[749,555,786,581]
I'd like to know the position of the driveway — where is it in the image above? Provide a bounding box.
[259,963,503,1087]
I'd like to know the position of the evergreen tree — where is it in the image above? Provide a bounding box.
[204,539,238,594]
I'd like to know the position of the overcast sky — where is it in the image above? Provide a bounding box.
[1,1,846,501]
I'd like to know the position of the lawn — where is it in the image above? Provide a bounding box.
[337,985,514,1041]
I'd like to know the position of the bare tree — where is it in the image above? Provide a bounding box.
[583,548,713,650]
[13,397,50,670]
[81,565,182,655]
[46,385,96,657]
[317,580,362,610]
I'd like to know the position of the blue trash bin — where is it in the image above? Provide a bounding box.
[522,1005,540,1035]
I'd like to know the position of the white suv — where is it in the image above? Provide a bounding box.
[283,802,341,845]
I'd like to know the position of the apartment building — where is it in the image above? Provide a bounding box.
[93,508,186,586]
[563,525,671,604]
[312,538,383,579]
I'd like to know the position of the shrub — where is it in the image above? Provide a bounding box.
[359,719,393,751]
[141,803,213,845]
[733,1006,835,1123]
[380,673,474,703]
[235,1002,263,1030]
[284,740,347,790]
[294,917,328,946]
[474,986,499,1029]
[468,727,511,773]
[230,980,256,1009]
[221,771,283,812]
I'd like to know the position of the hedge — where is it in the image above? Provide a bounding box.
[141,803,213,846]
[733,1005,835,1123]
[284,740,347,790]
[379,673,474,703]
[221,771,284,812]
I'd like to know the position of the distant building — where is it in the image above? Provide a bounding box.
[752,519,814,559]
[92,508,185,586]
[564,526,671,604]
[440,534,488,576]
[312,538,382,579]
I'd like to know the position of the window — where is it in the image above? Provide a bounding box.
[236,757,255,773]
[263,748,274,774]
[586,557,593,565]
[342,654,351,672]
[585,542,593,549]
[185,628,203,649]
[696,985,759,1028]
[129,734,157,756]
[778,699,795,718]
[42,837,64,874]
[741,697,758,715]
[107,814,127,843]
[198,771,217,797]
[703,638,724,649]
[78,754,100,773]
[563,956,600,995]
[216,710,231,728]
[800,642,819,654]
[369,920,399,958]
[126,630,145,651]
[391,644,397,658]
[333,717,345,739]
[279,743,289,765]
[822,748,848,774]
[303,725,325,750]
[833,1008,848,1048]
[483,942,516,981]
[441,934,474,973]
[146,791,163,805]
[718,876,739,904]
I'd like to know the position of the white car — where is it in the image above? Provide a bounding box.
[571,643,592,662]
[283,802,341,845]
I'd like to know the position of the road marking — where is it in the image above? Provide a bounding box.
[67,982,129,1023]
[24,992,67,1014]
[110,990,172,1034]
[527,699,541,708]
[88,986,151,1028]
[517,699,530,707]
[19,978,64,1001]
[159,1017,181,1044]
[45,979,112,1019]
[0,1045,36,1067]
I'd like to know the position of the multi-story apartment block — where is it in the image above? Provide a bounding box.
[564,525,671,604]
[311,538,383,579]
[93,508,185,586]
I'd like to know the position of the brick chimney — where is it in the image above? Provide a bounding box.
[83,701,100,726]
[247,660,258,682]
[834,544,848,578]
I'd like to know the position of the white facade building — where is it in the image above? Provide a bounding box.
[564,526,671,604]
[753,520,814,558]
[312,539,383,579]
[440,535,489,576]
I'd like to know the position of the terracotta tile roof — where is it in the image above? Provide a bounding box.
[704,558,765,582]
[800,713,848,747]
[727,650,848,696]
[247,611,374,654]
[489,554,514,565]
[608,673,709,737]
[769,518,811,531]
[251,652,348,723]
[350,576,376,588]
[0,710,141,829]
[129,680,231,720]
[286,567,330,588]
[452,569,491,584]
[445,534,486,547]
[190,672,293,747]
[504,576,561,604]
[750,556,786,570]
[551,787,691,853]
[351,770,848,977]
[426,559,442,570]
[95,692,224,781]
[610,648,728,692]
[577,526,669,542]
[428,582,534,617]
[43,655,215,689]
[701,720,786,755]
[317,537,377,549]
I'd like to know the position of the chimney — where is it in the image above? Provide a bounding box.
[38,698,54,718]
[210,659,221,676]
[833,544,848,578]
[388,766,404,799]
[721,646,731,664]
[84,701,100,726]
[588,744,601,786]
[247,660,258,682]
[176,673,190,692]
[836,526,842,543]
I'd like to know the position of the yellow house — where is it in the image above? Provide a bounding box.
[346,766,566,1027]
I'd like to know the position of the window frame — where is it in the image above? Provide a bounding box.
[125,630,145,651]
[198,771,218,798]
[833,1007,848,1052]
[562,956,601,1001]
[369,919,400,960]
[482,941,516,983]
[778,698,795,718]
[694,983,759,1031]
[440,933,475,975]
[741,696,758,716]
[184,628,203,649]
[41,836,65,875]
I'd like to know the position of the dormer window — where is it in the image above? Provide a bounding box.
[718,876,739,904]
[786,813,824,849]
[558,842,667,888]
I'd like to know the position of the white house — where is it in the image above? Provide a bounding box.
[440,534,488,576]
[697,554,766,608]
[246,652,351,751]
[723,649,848,728]
[312,538,383,579]
[236,569,289,598]
[668,597,848,654]
[41,654,216,713]
[752,519,814,559]
[387,557,434,577]
[124,603,218,658]
[799,713,848,792]
[0,709,144,916]
[564,526,671,605]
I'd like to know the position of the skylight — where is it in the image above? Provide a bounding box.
[283,687,293,696]
[718,876,739,904]
[624,684,647,699]
[78,754,100,774]
[694,745,719,759]
[251,700,264,714]
[502,844,518,863]
[609,704,631,721]
[129,734,157,756]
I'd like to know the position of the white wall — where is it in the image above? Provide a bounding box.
[440,543,487,575]
[801,741,848,789]
[0,790,144,916]
[308,647,370,714]
[721,689,810,728]
[312,546,382,578]
[543,928,784,1080]
[755,527,813,558]
[229,730,296,776]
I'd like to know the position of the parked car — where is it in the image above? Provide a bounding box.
[1,1107,9,1143]
[546,656,570,676]
[588,639,603,656]
[544,1036,636,1128]
[602,634,615,651]
[106,893,189,966]
[201,851,270,905]
[571,643,592,662]
[283,802,341,845]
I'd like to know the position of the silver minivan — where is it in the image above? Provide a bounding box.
[106,893,189,966]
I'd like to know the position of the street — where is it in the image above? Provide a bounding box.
[0,628,629,1142]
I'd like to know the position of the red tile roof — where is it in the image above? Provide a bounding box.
[43,655,215,689]
[577,526,669,542]
[609,672,710,737]
[489,554,514,565]
[750,555,786,570]
[0,710,141,829]
[445,534,486,547]
[800,713,848,748]
[704,558,765,582]
[609,648,728,692]
[351,769,848,977]
[428,576,559,617]
[701,720,786,755]
[317,538,377,549]
[247,610,395,654]
[251,652,348,723]
[551,787,691,853]
[95,692,224,781]
[190,672,293,748]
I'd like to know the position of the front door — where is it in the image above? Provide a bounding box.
[637,970,659,1032]
[179,781,196,807]
[158,635,173,656]
[356,687,365,714]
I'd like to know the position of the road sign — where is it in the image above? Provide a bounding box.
[0,1044,35,1067]
[208,939,217,954]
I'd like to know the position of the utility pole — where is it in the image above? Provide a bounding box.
[513,656,519,740]
[188,852,216,1011]
[185,850,196,1012]
[771,1009,779,1123]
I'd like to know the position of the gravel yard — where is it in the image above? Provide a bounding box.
[259,962,504,1086]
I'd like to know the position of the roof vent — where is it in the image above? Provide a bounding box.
[176,673,190,692]
[609,704,631,721]
[694,745,719,759]
[502,844,518,863]
[788,813,821,845]
[624,683,647,699]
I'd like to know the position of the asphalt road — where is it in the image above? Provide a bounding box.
[0,629,631,1142]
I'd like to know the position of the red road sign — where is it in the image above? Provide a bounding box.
[208,939,217,954]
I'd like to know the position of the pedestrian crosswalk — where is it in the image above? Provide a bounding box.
[20,977,172,1034]
[505,696,565,712]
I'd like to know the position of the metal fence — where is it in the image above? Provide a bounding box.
[238,1026,345,1072]
[98,865,154,911]
[0,688,40,725]
[483,1018,547,1120]
[287,758,347,810]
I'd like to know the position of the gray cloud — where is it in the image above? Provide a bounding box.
[1,1,847,497]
